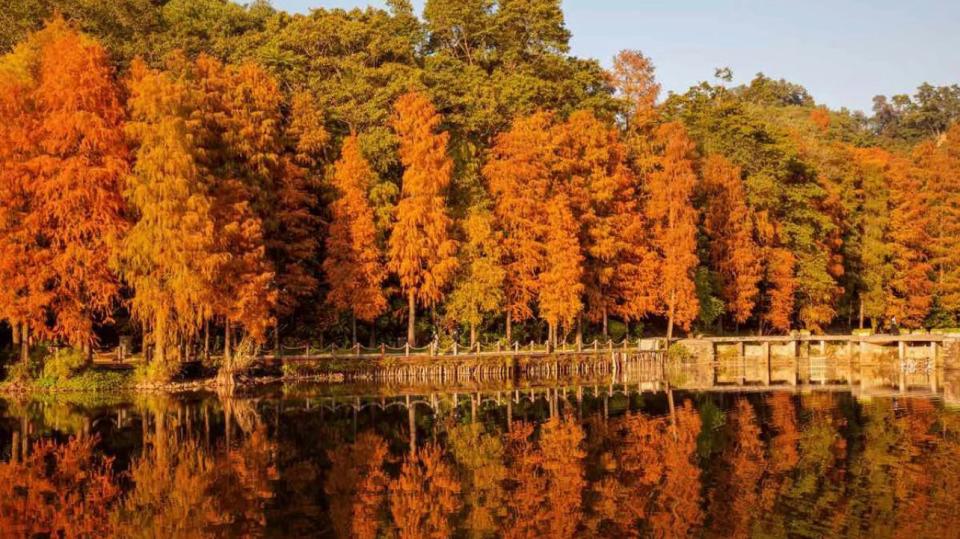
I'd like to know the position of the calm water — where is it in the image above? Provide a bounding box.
[2,360,960,537]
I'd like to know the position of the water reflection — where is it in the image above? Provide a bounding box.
[1,363,960,537]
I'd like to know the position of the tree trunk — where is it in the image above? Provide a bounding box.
[505,313,512,344]
[11,322,20,349]
[224,318,232,371]
[602,306,608,338]
[470,322,477,348]
[351,313,357,346]
[576,316,583,346]
[407,290,416,347]
[20,324,29,365]
[858,297,865,330]
[153,316,165,365]
[203,320,210,361]
[274,324,280,356]
[369,322,376,348]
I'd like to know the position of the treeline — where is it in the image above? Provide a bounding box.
[2,1,960,373]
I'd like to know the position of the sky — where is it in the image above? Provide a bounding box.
[270,0,960,113]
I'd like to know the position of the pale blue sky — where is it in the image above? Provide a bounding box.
[270,0,960,113]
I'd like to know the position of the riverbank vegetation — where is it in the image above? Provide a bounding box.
[2,0,960,383]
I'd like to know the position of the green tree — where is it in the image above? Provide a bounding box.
[445,207,505,347]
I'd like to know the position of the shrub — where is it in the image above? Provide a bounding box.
[282,360,317,378]
[5,360,37,384]
[3,344,47,384]
[608,320,628,341]
[134,359,182,385]
[41,347,87,382]
[34,370,131,391]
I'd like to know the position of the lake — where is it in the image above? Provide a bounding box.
[2,355,960,537]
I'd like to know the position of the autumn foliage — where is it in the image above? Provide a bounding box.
[323,135,387,324]
[5,10,960,371]
[122,54,281,366]
[646,122,700,338]
[0,436,121,538]
[0,17,127,355]
[388,91,458,346]
[701,155,761,324]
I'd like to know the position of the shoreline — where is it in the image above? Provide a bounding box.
[3,331,957,396]
[0,372,347,396]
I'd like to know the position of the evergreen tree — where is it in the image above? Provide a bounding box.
[444,207,506,347]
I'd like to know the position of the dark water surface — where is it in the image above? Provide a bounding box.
[2,362,960,537]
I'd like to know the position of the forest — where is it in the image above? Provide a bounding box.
[2,0,960,381]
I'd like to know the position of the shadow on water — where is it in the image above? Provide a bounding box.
[2,354,960,537]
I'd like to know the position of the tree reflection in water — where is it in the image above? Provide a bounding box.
[2,388,960,537]
[325,431,391,539]
[0,435,120,538]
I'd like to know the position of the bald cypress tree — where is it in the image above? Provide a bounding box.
[324,135,387,343]
[0,17,127,361]
[646,122,700,341]
[388,92,458,346]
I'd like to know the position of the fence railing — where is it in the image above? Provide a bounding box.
[264,337,665,361]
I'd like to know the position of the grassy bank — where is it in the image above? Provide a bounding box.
[0,346,343,394]
[0,365,134,393]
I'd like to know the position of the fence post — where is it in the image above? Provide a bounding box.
[405,343,410,357]
[454,341,459,356]
[355,343,360,357]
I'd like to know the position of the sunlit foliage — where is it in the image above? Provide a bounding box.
[6,0,960,364]
[0,436,120,538]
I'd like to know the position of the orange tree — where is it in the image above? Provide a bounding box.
[388,91,458,346]
[645,122,700,340]
[0,17,127,361]
[701,154,761,325]
[484,112,554,342]
[323,134,388,343]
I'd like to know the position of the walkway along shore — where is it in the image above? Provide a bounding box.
[11,332,951,395]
